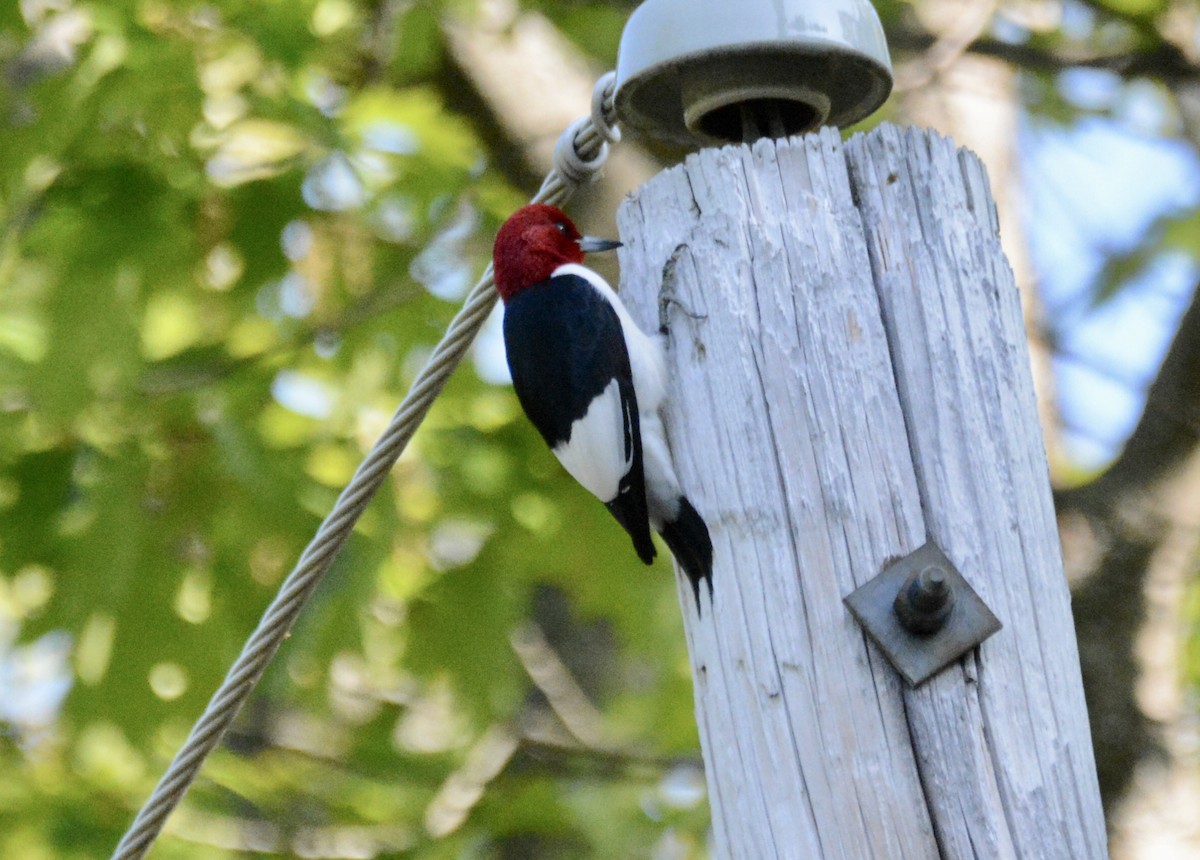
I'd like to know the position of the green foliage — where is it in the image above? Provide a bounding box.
[5,0,1199,854]
[0,1,703,857]
[1087,206,1200,307]
[1091,0,1170,18]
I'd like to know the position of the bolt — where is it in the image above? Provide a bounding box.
[894,565,955,635]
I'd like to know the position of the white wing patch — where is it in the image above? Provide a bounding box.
[551,378,632,504]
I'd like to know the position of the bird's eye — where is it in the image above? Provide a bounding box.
[553,222,567,233]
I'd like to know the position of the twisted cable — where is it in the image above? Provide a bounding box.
[111,71,620,860]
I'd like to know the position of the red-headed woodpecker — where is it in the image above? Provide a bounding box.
[493,203,713,610]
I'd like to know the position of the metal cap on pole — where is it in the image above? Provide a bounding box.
[613,0,893,145]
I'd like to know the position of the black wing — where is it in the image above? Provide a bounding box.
[503,274,655,565]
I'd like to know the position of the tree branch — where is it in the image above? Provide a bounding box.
[1055,281,1200,814]
[1060,284,1200,511]
[888,28,1199,83]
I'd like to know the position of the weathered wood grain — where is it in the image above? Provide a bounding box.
[615,125,1106,859]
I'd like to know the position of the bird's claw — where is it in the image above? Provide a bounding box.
[658,296,707,335]
[658,244,707,335]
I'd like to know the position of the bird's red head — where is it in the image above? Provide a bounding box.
[492,204,589,301]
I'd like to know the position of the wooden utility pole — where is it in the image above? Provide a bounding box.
[617,124,1108,858]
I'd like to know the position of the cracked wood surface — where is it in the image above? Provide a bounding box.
[616,125,1106,859]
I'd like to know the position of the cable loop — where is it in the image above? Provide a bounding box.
[554,72,622,186]
[591,70,621,144]
[553,117,608,187]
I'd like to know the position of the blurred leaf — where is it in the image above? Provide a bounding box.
[1092,206,1200,306]
[1091,0,1168,16]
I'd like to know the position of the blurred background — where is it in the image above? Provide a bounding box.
[1,0,1198,857]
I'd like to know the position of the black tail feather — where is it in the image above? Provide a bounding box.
[659,497,713,614]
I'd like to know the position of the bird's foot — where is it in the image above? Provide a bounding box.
[658,244,707,335]
[658,296,707,336]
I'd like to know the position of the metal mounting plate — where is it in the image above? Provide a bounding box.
[844,541,1002,687]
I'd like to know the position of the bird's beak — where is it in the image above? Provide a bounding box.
[578,236,622,253]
